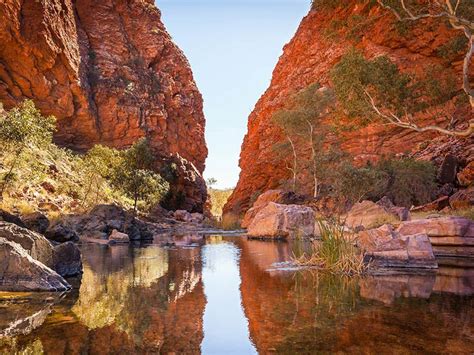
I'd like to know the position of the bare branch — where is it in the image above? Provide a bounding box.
[365,90,474,137]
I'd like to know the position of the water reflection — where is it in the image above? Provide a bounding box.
[201,238,257,354]
[0,237,472,354]
[237,238,474,354]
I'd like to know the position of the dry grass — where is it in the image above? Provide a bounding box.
[411,207,474,221]
[220,213,242,231]
[293,219,368,276]
[455,207,474,220]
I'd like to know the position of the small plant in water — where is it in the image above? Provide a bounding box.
[293,218,368,276]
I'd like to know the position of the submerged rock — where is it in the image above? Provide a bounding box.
[247,202,316,238]
[0,237,70,292]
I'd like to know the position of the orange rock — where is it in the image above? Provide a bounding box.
[0,0,207,212]
[457,161,474,187]
[224,2,473,217]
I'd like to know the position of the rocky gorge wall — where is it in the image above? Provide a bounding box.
[0,0,207,212]
[225,1,473,216]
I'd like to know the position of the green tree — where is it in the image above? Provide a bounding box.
[0,100,56,197]
[81,144,123,206]
[113,138,169,214]
[334,162,388,204]
[272,84,336,197]
[331,0,474,137]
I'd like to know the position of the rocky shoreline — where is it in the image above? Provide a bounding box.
[243,190,474,273]
[0,204,223,292]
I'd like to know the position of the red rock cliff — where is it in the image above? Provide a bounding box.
[225,1,473,216]
[0,0,207,212]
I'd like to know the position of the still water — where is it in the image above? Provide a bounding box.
[0,236,473,354]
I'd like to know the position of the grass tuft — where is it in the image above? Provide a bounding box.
[293,218,368,276]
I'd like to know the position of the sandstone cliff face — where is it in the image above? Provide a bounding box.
[225,1,473,216]
[0,0,207,212]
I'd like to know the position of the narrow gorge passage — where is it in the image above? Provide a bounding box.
[0,0,473,354]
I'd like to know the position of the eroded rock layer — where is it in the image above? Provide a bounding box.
[225,1,473,216]
[0,0,207,211]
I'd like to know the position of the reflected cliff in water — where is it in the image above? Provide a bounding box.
[238,238,474,354]
[0,243,205,354]
[0,236,473,354]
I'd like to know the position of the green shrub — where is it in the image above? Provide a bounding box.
[334,162,388,204]
[113,138,169,213]
[0,100,56,196]
[331,49,413,122]
[0,101,169,215]
[374,157,437,207]
[332,157,437,208]
[437,35,469,60]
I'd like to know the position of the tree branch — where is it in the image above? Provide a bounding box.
[365,90,474,137]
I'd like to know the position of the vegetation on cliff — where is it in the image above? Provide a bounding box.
[0,101,168,217]
[271,83,438,208]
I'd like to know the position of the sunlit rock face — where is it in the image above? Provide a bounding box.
[0,0,208,211]
[225,1,473,216]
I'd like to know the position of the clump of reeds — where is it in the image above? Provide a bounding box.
[293,218,368,276]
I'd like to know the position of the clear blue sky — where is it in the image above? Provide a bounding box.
[156,0,309,189]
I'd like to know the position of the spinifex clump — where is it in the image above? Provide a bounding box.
[294,219,368,275]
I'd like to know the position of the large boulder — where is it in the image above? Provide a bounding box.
[0,222,82,277]
[247,202,316,238]
[357,225,437,269]
[242,190,305,228]
[45,221,80,243]
[0,222,54,267]
[449,187,474,210]
[396,217,473,257]
[0,237,70,292]
[437,154,458,184]
[22,212,50,234]
[346,200,408,230]
[53,242,82,277]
